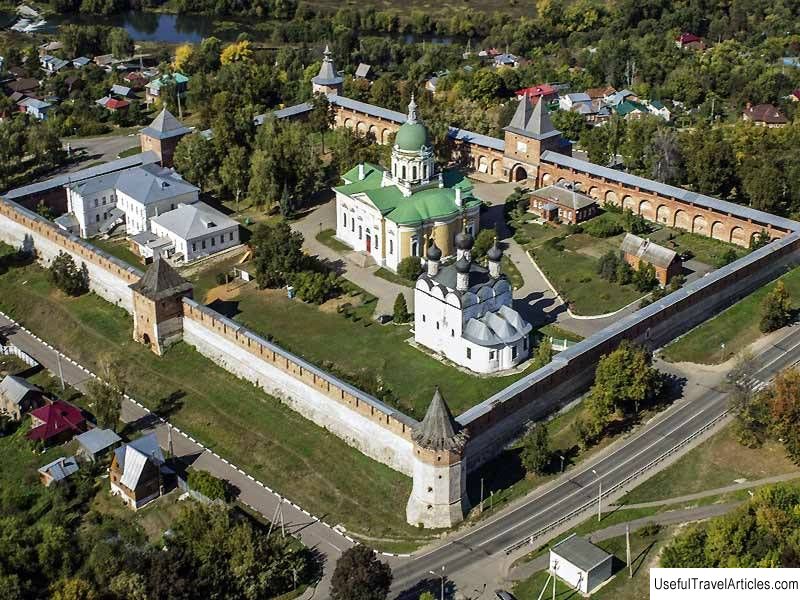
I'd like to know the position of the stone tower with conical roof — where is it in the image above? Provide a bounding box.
[502,96,571,182]
[130,257,194,355]
[139,107,192,167]
[312,45,344,96]
[406,387,470,528]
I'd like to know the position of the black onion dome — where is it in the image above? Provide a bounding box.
[455,230,474,251]
[487,239,503,262]
[455,255,471,274]
[426,241,442,261]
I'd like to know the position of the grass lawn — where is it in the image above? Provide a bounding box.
[619,423,797,505]
[647,229,748,266]
[501,254,524,289]
[91,237,145,269]
[530,240,643,316]
[539,324,584,343]
[0,253,437,550]
[316,228,351,253]
[512,219,565,247]
[0,419,69,495]
[374,267,415,288]
[662,266,800,364]
[117,146,143,159]
[228,284,528,417]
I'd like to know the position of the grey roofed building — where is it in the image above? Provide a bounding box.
[150,201,238,240]
[38,456,79,485]
[621,233,677,269]
[110,84,133,97]
[139,108,193,141]
[130,257,193,301]
[0,375,42,418]
[504,96,562,141]
[114,163,199,206]
[463,304,532,347]
[114,432,164,489]
[66,169,121,196]
[412,388,468,451]
[312,45,344,86]
[54,211,79,233]
[564,92,591,103]
[72,56,90,68]
[532,184,597,210]
[551,534,613,572]
[2,151,159,201]
[75,428,122,460]
[355,62,372,79]
[605,88,635,106]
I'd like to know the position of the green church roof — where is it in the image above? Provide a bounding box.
[335,164,480,226]
[395,121,429,151]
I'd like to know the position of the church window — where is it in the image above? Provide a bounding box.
[211,237,216,247]
[412,165,417,180]
[95,214,100,223]
[489,350,495,360]
[436,322,439,330]
[351,219,355,232]
[358,226,362,240]
[94,199,98,208]
[202,240,206,249]
[229,232,234,241]
[389,240,394,254]
[512,345,518,359]
[451,329,454,337]
[423,164,428,179]
[411,239,419,256]
[422,314,426,322]
[523,337,528,350]
[102,196,106,205]
[374,235,379,249]
[343,213,347,228]
[192,243,196,252]
[466,348,471,359]
[402,165,406,179]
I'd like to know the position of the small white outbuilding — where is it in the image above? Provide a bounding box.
[549,534,614,594]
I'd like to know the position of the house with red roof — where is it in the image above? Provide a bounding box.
[790,89,800,102]
[96,96,130,112]
[676,33,705,51]
[27,400,86,445]
[742,103,788,128]
[515,84,558,104]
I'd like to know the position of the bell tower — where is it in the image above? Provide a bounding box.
[502,96,571,181]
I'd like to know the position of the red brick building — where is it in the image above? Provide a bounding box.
[621,233,682,286]
[529,184,598,224]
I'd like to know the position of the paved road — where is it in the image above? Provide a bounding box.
[0,312,351,594]
[385,324,800,598]
[509,501,741,580]
[63,134,141,171]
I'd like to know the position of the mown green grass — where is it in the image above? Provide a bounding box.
[91,237,146,269]
[374,266,415,287]
[662,266,800,364]
[619,423,797,505]
[0,252,436,549]
[315,228,351,253]
[530,241,643,315]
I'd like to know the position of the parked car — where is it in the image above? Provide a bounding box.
[495,591,518,600]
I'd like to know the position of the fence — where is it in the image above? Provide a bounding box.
[0,344,39,368]
[503,409,731,555]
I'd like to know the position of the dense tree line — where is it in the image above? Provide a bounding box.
[0,116,64,191]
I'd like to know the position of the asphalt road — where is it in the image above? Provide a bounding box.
[387,324,800,598]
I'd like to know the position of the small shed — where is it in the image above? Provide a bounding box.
[75,428,122,462]
[38,456,79,487]
[0,375,43,421]
[620,233,681,286]
[550,534,613,594]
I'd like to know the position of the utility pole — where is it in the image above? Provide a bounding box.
[268,499,286,539]
[56,353,65,390]
[591,469,601,522]
[479,478,484,514]
[167,425,174,460]
[627,524,633,578]
[428,566,445,600]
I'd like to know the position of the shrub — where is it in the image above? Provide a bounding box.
[633,262,658,292]
[716,248,739,267]
[583,214,624,238]
[393,293,410,323]
[597,250,620,282]
[215,272,228,285]
[49,251,89,296]
[291,271,341,304]
[471,228,496,260]
[760,280,792,333]
[187,469,233,502]
[397,256,422,281]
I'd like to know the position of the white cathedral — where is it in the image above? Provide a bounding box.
[414,232,533,374]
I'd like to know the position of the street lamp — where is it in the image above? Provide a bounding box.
[591,468,602,522]
[429,565,445,600]
[559,454,565,473]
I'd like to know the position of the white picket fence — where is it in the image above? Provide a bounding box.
[0,344,38,368]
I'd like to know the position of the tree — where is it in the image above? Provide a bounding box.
[308,93,335,153]
[250,221,307,289]
[393,293,410,323]
[173,44,194,72]
[49,252,89,296]
[173,133,219,191]
[531,338,553,369]
[766,368,800,462]
[220,40,253,64]
[397,256,422,281]
[597,250,620,282]
[291,271,340,304]
[551,110,585,141]
[107,28,132,59]
[50,578,97,600]
[331,545,393,600]
[219,145,250,206]
[759,280,792,333]
[471,228,496,261]
[187,470,233,502]
[86,357,126,431]
[633,262,658,292]
[521,423,550,476]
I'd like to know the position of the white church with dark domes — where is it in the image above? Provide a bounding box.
[414,232,533,374]
[333,96,482,271]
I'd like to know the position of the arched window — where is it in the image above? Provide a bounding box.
[358,226,362,240]
[411,239,418,256]
[402,165,406,179]
[389,240,393,254]
[374,235,379,249]
[423,164,428,179]
[351,219,355,232]
[451,329,454,337]
[412,165,417,180]
[343,213,347,228]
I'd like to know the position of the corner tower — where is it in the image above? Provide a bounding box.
[406,388,470,528]
[130,258,193,355]
[502,96,571,182]
[312,45,344,96]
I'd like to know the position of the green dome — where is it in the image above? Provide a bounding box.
[395,121,429,152]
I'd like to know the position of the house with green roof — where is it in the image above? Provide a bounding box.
[614,99,648,120]
[334,97,482,272]
[145,72,190,105]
